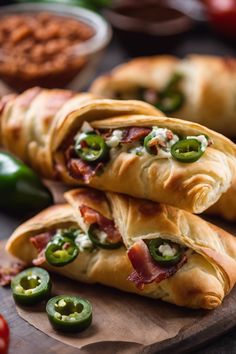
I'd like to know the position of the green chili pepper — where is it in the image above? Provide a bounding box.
[155,91,185,115]
[154,73,184,114]
[171,138,204,163]
[75,133,109,162]
[143,131,157,155]
[46,295,92,333]
[164,73,183,93]
[88,225,122,249]
[11,267,51,305]
[0,151,53,213]
[45,237,79,267]
[148,239,182,267]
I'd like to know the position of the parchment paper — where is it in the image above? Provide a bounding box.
[0,240,206,351]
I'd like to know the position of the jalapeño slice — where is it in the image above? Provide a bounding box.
[148,239,182,267]
[75,132,109,162]
[45,237,79,267]
[171,138,204,163]
[11,267,51,305]
[155,91,184,115]
[46,295,92,333]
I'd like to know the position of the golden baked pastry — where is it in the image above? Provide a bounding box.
[90,55,236,137]
[6,188,236,309]
[207,175,236,221]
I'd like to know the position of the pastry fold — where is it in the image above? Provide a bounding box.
[53,113,236,213]
[6,188,236,310]
[207,176,236,221]
[0,88,236,213]
[90,54,236,137]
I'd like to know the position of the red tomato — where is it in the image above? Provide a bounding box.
[0,315,9,354]
[204,0,236,37]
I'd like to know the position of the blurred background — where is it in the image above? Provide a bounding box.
[0,0,235,93]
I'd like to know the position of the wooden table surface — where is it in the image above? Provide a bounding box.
[1,14,236,354]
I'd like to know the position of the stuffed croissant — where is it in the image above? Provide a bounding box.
[1,87,236,213]
[90,55,236,137]
[0,87,159,178]
[6,188,236,309]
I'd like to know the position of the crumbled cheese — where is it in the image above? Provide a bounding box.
[151,127,179,149]
[81,121,94,133]
[75,233,93,252]
[186,135,209,152]
[94,230,108,243]
[106,129,123,148]
[156,149,172,158]
[128,145,146,156]
[158,243,177,257]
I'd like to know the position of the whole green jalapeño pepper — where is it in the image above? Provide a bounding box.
[75,132,109,162]
[45,236,79,267]
[11,267,51,305]
[148,239,182,267]
[0,151,53,213]
[88,225,122,249]
[46,295,92,333]
[171,138,204,163]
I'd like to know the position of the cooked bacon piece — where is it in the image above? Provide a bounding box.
[30,232,52,252]
[30,232,52,266]
[0,262,25,286]
[121,127,151,144]
[80,205,122,244]
[32,249,46,266]
[67,158,104,183]
[127,240,187,290]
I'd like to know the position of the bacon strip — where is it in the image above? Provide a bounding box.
[121,127,151,144]
[0,262,25,286]
[67,158,104,183]
[127,240,187,290]
[30,232,52,266]
[80,205,122,244]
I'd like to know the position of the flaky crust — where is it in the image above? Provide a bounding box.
[207,176,236,221]
[6,188,236,309]
[91,55,179,97]
[0,88,160,178]
[90,54,236,137]
[54,114,236,213]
